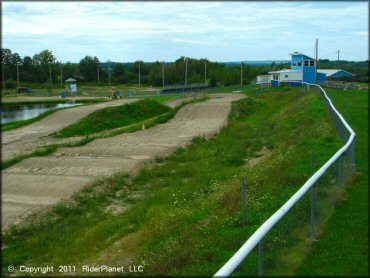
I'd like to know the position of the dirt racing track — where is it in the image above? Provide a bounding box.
[2,94,244,229]
[2,99,136,161]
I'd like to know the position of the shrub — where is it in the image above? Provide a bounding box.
[5,80,16,89]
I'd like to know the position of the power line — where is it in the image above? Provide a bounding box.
[162,61,165,89]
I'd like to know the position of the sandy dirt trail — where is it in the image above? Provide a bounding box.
[2,94,244,229]
[2,99,136,161]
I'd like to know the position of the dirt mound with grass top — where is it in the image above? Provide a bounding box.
[2,94,244,229]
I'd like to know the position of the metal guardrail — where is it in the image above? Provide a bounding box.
[214,81,356,277]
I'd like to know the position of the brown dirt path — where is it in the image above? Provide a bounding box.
[2,99,136,161]
[1,94,244,229]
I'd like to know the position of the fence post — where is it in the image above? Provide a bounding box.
[259,240,264,276]
[339,119,343,141]
[338,156,343,190]
[352,136,356,173]
[242,176,246,227]
[311,150,316,240]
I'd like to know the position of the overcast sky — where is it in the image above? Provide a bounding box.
[2,1,369,63]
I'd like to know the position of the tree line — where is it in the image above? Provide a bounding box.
[1,48,368,89]
[317,59,369,83]
[0,48,283,88]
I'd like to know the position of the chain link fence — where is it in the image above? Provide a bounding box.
[215,82,356,277]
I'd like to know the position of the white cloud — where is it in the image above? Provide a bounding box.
[2,1,368,62]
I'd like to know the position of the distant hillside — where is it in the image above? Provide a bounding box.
[224,60,290,66]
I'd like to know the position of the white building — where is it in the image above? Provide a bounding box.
[267,69,303,84]
[256,51,355,86]
[256,75,271,84]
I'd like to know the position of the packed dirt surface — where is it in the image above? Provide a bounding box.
[2,93,244,229]
[165,95,202,108]
[2,99,136,161]
[2,96,104,103]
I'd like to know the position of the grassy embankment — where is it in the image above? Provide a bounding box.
[1,95,186,132]
[53,99,172,137]
[297,87,369,276]
[2,86,345,276]
[1,99,106,132]
[52,95,205,138]
[1,97,209,170]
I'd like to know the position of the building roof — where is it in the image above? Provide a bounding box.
[317,69,355,77]
[65,78,77,82]
[268,69,302,74]
[289,51,315,60]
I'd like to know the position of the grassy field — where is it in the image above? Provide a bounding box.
[2,85,349,276]
[2,83,161,98]
[53,99,172,137]
[2,82,257,99]
[297,87,369,276]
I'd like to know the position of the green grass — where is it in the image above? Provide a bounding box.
[53,99,172,137]
[1,145,59,170]
[1,87,345,276]
[1,96,180,133]
[296,87,369,276]
[1,137,95,170]
[1,98,106,106]
[1,99,107,132]
[2,83,161,98]
[2,109,59,132]
[2,82,254,99]
[1,97,210,170]
[53,97,208,138]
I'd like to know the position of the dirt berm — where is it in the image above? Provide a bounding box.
[2,99,136,161]
[2,94,244,229]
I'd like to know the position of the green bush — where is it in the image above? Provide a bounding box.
[5,80,16,89]
[55,99,172,137]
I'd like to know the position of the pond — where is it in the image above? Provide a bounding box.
[1,103,82,124]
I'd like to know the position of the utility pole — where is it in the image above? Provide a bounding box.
[108,60,111,87]
[240,62,243,86]
[138,61,141,86]
[96,62,100,85]
[2,64,5,91]
[315,38,318,82]
[59,62,63,88]
[204,59,207,84]
[162,61,165,89]
[185,57,188,86]
[49,64,53,93]
[16,64,20,88]
[337,49,340,71]
[337,50,340,82]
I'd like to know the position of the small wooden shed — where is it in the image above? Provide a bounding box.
[65,78,77,93]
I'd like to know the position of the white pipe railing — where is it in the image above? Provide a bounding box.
[214,82,356,277]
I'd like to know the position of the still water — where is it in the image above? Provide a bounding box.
[1,103,81,124]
